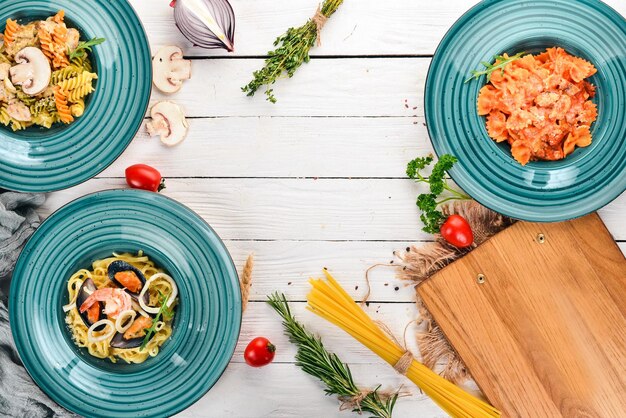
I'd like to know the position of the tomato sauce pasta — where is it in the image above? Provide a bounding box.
[477,48,597,165]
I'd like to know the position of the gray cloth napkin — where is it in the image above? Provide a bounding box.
[0,191,75,418]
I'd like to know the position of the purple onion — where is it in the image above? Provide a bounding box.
[172,0,235,52]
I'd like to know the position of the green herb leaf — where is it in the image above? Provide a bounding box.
[68,37,105,61]
[139,290,172,351]
[407,154,471,234]
[267,293,398,418]
[465,51,526,83]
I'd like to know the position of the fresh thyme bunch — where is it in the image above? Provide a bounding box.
[267,292,397,418]
[242,0,345,103]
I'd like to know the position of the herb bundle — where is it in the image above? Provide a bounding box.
[465,51,526,83]
[407,155,471,233]
[242,0,345,103]
[267,292,397,418]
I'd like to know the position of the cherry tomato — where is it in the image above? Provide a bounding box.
[244,337,276,367]
[125,164,165,192]
[440,214,474,248]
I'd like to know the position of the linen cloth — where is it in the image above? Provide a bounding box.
[0,191,74,417]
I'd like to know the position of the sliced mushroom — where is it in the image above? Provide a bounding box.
[65,28,80,51]
[10,47,52,96]
[152,46,191,94]
[146,101,188,146]
[6,99,32,122]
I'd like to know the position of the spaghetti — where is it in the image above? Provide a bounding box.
[307,270,501,418]
[64,251,177,364]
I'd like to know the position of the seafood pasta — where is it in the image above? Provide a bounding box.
[63,252,178,364]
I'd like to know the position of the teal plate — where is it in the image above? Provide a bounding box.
[10,190,242,418]
[0,0,151,193]
[425,0,626,222]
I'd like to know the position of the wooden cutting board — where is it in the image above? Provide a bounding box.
[417,213,626,418]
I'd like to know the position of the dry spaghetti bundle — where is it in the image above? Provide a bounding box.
[307,270,501,418]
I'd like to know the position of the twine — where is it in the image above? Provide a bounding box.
[360,263,395,305]
[312,5,328,46]
[240,253,254,312]
[339,387,407,413]
[375,320,418,376]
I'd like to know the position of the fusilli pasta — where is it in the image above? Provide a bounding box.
[0,11,100,129]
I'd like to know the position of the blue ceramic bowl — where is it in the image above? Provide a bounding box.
[10,190,241,417]
[0,0,151,193]
[425,0,626,222]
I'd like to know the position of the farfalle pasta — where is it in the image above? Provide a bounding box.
[0,10,101,130]
[476,47,597,165]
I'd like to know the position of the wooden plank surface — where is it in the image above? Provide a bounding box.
[32,1,625,416]
[41,178,626,241]
[150,58,427,117]
[417,214,626,417]
[100,117,431,178]
[135,0,626,57]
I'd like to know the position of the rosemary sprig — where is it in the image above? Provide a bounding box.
[267,292,397,418]
[465,51,526,83]
[242,0,344,103]
[139,290,173,351]
[68,37,105,61]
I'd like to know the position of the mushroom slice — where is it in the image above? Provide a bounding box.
[6,99,32,122]
[10,47,52,96]
[152,46,192,94]
[146,101,188,146]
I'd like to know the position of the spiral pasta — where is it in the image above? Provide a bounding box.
[67,84,94,103]
[70,54,93,72]
[53,85,74,124]
[31,112,56,128]
[0,11,100,130]
[70,98,85,117]
[57,71,97,92]
[3,19,19,45]
[51,66,80,84]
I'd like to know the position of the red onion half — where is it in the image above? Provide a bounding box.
[172,0,235,52]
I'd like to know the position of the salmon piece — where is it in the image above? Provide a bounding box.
[86,303,100,324]
[115,271,143,293]
[123,316,153,340]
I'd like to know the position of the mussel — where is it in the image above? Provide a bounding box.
[109,315,155,349]
[76,278,104,331]
[108,260,149,305]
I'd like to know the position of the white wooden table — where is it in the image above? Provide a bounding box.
[42,1,626,416]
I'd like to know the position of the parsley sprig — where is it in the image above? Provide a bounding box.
[68,37,105,61]
[139,290,173,351]
[267,293,398,418]
[407,155,471,234]
[465,51,526,83]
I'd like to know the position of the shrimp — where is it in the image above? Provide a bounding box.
[79,288,131,319]
[123,316,153,340]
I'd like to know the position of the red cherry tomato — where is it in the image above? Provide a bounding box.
[244,337,276,367]
[440,214,474,248]
[125,164,165,192]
